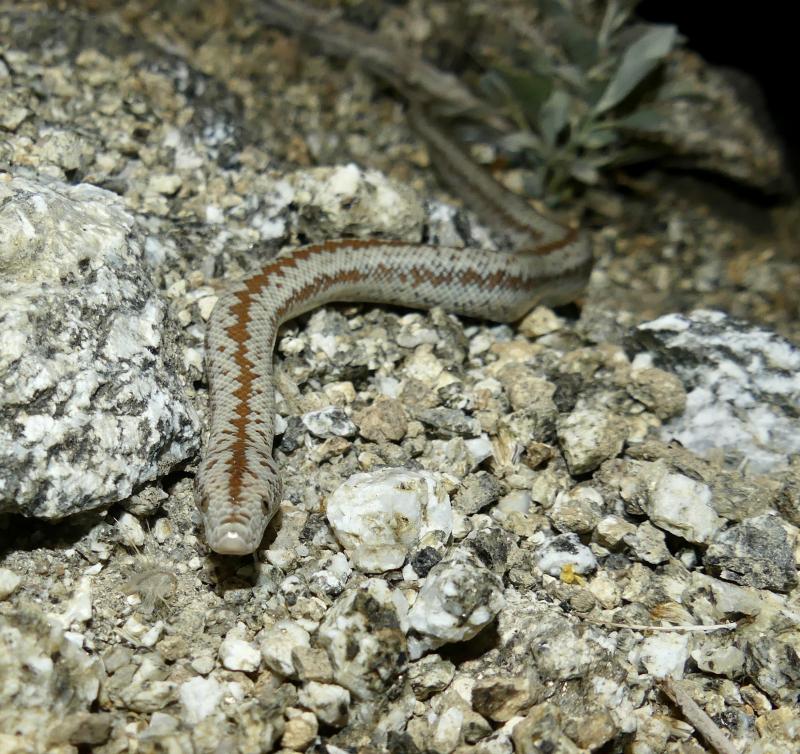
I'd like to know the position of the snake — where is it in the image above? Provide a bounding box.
[195,109,593,554]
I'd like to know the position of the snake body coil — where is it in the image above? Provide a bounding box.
[196,111,592,554]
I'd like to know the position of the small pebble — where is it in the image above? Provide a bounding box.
[0,567,21,599]
[219,632,261,672]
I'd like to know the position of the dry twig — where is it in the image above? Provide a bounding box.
[660,678,741,754]
[256,0,508,128]
[588,619,737,633]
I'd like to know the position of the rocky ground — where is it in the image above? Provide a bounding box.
[1,3,799,754]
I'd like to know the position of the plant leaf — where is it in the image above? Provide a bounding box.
[477,70,513,105]
[539,90,571,147]
[594,25,678,114]
[615,108,669,132]
[582,126,619,149]
[557,17,598,69]
[569,160,600,184]
[494,67,554,121]
[498,131,545,153]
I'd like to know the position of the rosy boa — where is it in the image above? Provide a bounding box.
[196,110,593,554]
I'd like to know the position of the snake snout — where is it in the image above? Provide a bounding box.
[208,524,255,555]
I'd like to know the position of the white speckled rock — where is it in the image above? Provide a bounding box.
[298,681,350,728]
[0,568,21,600]
[557,408,627,475]
[289,163,425,241]
[551,485,604,535]
[408,654,456,700]
[0,175,200,518]
[317,578,409,700]
[326,468,452,572]
[141,711,181,740]
[518,305,565,338]
[301,406,356,438]
[309,552,352,598]
[0,605,102,751]
[50,575,93,629]
[623,521,670,565]
[118,654,178,713]
[633,309,800,471]
[691,642,745,677]
[536,533,598,577]
[704,513,797,592]
[627,366,687,420]
[260,620,311,677]
[407,550,505,658]
[596,515,637,548]
[432,705,465,752]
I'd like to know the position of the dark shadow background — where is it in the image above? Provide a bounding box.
[639,1,799,183]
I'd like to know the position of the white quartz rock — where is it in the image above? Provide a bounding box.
[326,468,452,572]
[407,550,505,658]
[643,461,723,544]
[179,676,224,724]
[116,512,145,548]
[218,630,261,673]
[635,632,690,679]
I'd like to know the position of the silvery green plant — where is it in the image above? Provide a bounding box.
[479,1,680,200]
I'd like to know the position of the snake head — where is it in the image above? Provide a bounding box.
[196,456,282,555]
